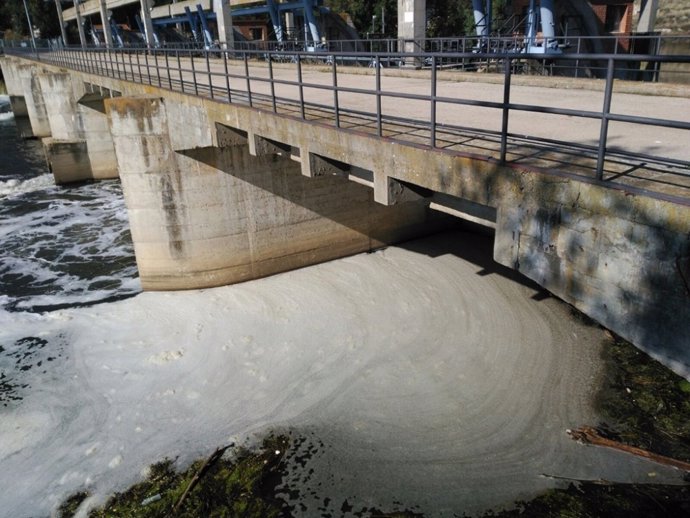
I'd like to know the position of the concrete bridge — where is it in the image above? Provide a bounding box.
[2,47,690,374]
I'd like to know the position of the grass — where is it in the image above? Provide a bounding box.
[595,333,690,463]
[58,435,290,518]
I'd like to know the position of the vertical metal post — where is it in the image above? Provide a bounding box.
[129,51,134,81]
[297,53,305,119]
[575,38,581,78]
[596,58,615,181]
[500,57,512,163]
[268,54,276,112]
[178,51,184,93]
[375,55,382,137]
[244,52,252,107]
[165,51,170,88]
[191,53,198,95]
[332,57,340,128]
[223,50,231,103]
[155,51,161,87]
[430,55,437,148]
[206,50,213,99]
[144,50,151,85]
[136,51,142,81]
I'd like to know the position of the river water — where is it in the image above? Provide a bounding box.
[0,93,685,517]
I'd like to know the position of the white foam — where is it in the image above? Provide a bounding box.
[0,94,12,120]
[0,173,54,197]
[0,233,684,518]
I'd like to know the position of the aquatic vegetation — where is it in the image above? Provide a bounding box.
[595,333,690,463]
[59,436,290,518]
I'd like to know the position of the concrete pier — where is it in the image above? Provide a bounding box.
[38,71,118,184]
[106,96,441,290]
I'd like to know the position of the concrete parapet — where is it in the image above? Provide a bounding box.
[106,96,439,290]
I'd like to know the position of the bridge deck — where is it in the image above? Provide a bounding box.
[32,50,690,200]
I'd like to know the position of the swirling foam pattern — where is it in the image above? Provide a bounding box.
[0,232,683,517]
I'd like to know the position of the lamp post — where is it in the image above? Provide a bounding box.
[21,0,38,50]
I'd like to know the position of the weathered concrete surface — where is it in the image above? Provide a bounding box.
[5,56,690,375]
[36,68,118,184]
[16,63,51,138]
[0,57,34,138]
[106,96,442,290]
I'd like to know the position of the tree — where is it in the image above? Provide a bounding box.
[0,0,61,40]
[326,0,398,37]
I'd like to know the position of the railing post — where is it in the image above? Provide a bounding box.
[500,56,512,164]
[144,50,151,85]
[430,55,437,148]
[165,51,171,89]
[223,50,231,103]
[178,51,184,93]
[191,52,198,96]
[332,57,340,128]
[155,51,161,87]
[268,53,276,112]
[206,50,213,99]
[297,53,305,119]
[596,58,615,181]
[244,52,252,107]
[375,54,382,137]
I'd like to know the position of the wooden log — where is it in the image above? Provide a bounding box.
[568,426,690,472]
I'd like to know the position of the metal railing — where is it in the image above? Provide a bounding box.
[5,45,690,198]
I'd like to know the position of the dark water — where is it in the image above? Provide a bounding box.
[0,97,141,313]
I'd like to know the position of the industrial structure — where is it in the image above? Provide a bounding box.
[51,1,660,56]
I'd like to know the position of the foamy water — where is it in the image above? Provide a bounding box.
[0,108,685,518]
[0,94,13,121]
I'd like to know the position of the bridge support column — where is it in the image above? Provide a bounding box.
[0,57,34,138]
[105,96,438,290]
[39,71,91,183]
[37,71,118,184]
[16,64,51,138]
[213,0,234,48]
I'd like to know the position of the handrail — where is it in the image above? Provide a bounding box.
[4,45,690,196]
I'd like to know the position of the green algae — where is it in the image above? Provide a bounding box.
[484,482,690,517]
[59,435,290,518]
